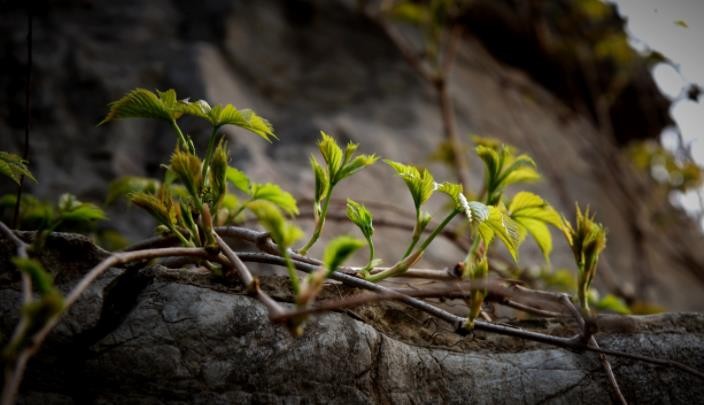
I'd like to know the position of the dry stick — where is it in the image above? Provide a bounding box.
[215,233,284,317]
[233,248,704,380]
[0,222,33,405]
[558,295,628,405]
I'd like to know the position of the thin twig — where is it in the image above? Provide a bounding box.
[1,246,212,405]
[215,233,284,316]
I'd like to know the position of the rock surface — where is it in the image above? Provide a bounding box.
[0,1,703,310]
[1,233,703,404]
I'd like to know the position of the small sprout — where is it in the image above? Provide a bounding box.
[299,132,377,255]
[169,150,203,204]
[0,151,36,185]
[562,205,607,312]
[207,139,230,208]
[99,88,184,125]
[346,199,379,276]
[226,167,252,194]
[474,138,540,205]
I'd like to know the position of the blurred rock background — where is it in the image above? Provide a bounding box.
[1,0,703,310]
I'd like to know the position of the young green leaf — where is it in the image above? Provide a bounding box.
[322,236,365,275]
[594,293,631,315]
[247,200,303,250]
[475,141,541,204]
[336,154,379,181]
[346,199,374,240]
[477,206,522,261]
[169,150,203,201]
[250,183,299,216]
[508,191,563,260]
[0,151,36,185]
[130,192,180,229]
[181,100,276,142]
[208,139,230,206]
[318,131,344,181]
[436,181,463,206]
[106,176,161,204]
[385,160,435,211]
[226,166,252,194]
[310,156,328,202]
[99,88,184,125]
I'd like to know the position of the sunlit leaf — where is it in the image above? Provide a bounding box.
[508,191,563,260]
[385,160,435,211]
[477,206,522,261]
[99,88,183,125]
[182,100,276,142]
[346,199,374,239]
[226,166,252,194]
[322,236,365,275]
[318,131,344,180]
[0,151,35,185]
[250,183,299,215]
[310,156,328,202]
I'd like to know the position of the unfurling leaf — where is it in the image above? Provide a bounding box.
[250,183,299,216]
[0,151,36,185]
[318,131,378,184]
[474,139,541,204]
[169,150,203,201]
[248,200,303,250]
[346,199,374,239]
[310,156,328,202]
[322,236,365,276]
[385,160,435,211]
[318,131,344,180]
[208,140,229,206]
[594,293,631,315]
[436,181,463,206]
[130,191,180,229]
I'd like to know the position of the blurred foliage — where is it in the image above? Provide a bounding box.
[627,140,702,192]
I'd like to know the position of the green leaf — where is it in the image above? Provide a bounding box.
[346,199,374,239]
[169,150,203,201]
[182,100,276,142]
[595,293,631,315]
[477,206,522,261]
[322,236,365,275]
[60,203,107,223]
[208,139,230,206]
[385,160,435,211]
[248,200,303,249]
[436,181,463,206]
[318,131,344,180]
[226,166,252,194]
[130,191,179,228]
[12,257,56,296]
[0,151,36,185]
[99,88,183,125]
[250,183,299,215]
[310,156,328,202]
[336,154,379,181]
[508,191,563,260]
[106,176,160,204]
